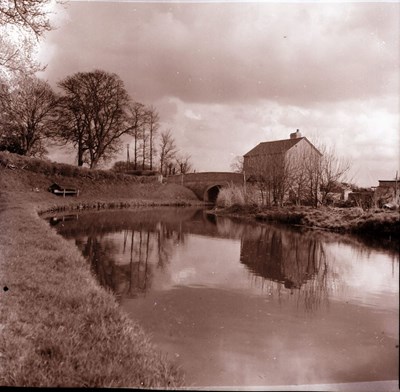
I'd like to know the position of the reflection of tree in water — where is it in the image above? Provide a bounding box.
[296,241,329,312]
[156,222,182,270]
[75,221,184,300]
[240,225,333,311]
[122,228,153,299]
[214,216,249,239]
[77,236,120,294]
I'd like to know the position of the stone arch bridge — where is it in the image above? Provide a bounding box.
[165,172,245,203]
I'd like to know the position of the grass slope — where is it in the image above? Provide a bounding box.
[0,153,200,387]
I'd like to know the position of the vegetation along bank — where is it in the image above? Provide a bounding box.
[0,152,201,387]
[212,184,399,240]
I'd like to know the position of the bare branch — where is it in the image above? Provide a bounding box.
[0,0,53,37]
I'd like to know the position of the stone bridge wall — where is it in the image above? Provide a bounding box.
[166,172,244,184]
[165,172,244,202]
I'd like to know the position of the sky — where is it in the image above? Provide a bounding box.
[36,0,400,187]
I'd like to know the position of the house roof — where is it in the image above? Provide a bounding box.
[243,137,322,157]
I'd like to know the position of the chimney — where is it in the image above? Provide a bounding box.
[290,129,302,139]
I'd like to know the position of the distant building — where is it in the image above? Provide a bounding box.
[243,130,322,205]
[375,179,400,206]
[377,180,399,189]
[321,182,352,203]
[348,190,375,209]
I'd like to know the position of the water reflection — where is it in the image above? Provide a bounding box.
[46,207,399,387]
[46,207,398,311]
[51,208,201,299]
[240,227,326,289]
[240,226,331,312]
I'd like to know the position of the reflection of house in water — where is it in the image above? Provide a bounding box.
[240,226,326,290]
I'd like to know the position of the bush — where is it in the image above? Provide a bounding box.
[56,163,75,177]
[216,184,264,208]
[216,184,246,207]
[24,157,48,173]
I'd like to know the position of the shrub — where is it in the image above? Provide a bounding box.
[24,157,47,173]
[216,184,246,207]
[56,163,75,177]
[216,184,264,208]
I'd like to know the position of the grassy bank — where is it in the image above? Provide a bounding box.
[215,184,399,239]
[212,204,399,238]
[0,153,202,387]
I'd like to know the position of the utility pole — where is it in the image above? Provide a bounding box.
[127,144,130,163]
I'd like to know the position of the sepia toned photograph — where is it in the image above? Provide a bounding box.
[0,0,399,390]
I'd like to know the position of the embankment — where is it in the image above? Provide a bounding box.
[210,204,399,239]
[0,152,200,387]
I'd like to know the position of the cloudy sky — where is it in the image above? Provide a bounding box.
[37,0,399,187]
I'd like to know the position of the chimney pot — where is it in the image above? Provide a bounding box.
[290,129,302,139]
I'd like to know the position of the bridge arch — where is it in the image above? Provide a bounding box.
[204,184,223,203]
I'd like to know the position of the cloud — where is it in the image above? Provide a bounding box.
[39,2,399,106]
[38,1,399,186]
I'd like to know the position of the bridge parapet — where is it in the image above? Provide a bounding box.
[166,172,244,184]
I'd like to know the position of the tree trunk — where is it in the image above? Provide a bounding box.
[77,137,84,166]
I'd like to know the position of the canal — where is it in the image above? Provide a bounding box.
[46,206,399,388]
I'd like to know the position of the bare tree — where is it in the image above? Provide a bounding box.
[230,155,244,173]
[304,150,321,207]
[318,145,351,205]
[0,75,58,156]
[245,152,290,206]
[159,130,177,176]
[127,105,160,171]
[176,153,193,174]
[144,106,159,170]
[57,69,133,168]
[288,139,350,206]
[127,102,147,170]
[141,129,149,170]
[287,144,321,206]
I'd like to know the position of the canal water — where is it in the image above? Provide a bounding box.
[46,207,399,388]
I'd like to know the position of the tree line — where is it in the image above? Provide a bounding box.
[0,70,193,174]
